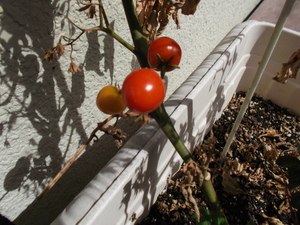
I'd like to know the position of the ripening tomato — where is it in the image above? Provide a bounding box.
[148,37,182,72]
[96,85,127,115]
[122,68,165,113]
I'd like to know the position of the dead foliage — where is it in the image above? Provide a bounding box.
[180,160,203,222]
[273,48,300,83]
[136,0,201,42]
[140,92,300,225]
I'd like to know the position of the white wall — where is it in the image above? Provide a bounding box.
[0,0,260,223]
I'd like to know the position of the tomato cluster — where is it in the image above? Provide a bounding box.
[96,37,181,115]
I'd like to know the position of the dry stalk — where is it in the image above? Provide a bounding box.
[38,112,146,200]
[37,144,87,200]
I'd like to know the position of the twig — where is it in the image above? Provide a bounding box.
[37,143,88,200]
[37,121,101,200]
[37,112,143,200]
[62,17,98,47]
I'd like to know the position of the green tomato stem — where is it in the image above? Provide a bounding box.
[101,27,135,53]
[121,0,227,220]
[95,1,135,54]
[150,105,193,163]
[121,0,149,67]
[202,170,228,222]
[151,105,227,222]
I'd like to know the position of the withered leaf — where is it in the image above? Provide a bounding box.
[44,49,55,62]
[261,213,285,225]
[56,43,65,59]
[181,0,201,15]
[259,129,282,138]
[136,0,201,42]
[68,61,82,74]
[79,4,91,12]
[273,48,300,83]
[100,124,127,148]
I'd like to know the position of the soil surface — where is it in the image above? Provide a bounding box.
[139,92,300,225]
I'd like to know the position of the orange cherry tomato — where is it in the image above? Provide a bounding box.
[96,85,127,115]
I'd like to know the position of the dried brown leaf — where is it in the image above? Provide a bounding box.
[156,0,185,37]
[44,49,55,62]
[79,2,97,18]
[56,43,65,59]
[180,161,203,222]
[181,0,201,15]
[100,124,127,148]
[259,129,282,138]
[273,48,300,83]
[68,61,82,74]
[136,0,201,42]
[88,5,97,19]
[261,213,285,225]
[79,4,91,12]
[195,131,215,166]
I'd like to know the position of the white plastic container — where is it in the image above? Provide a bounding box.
[52,21,300,225]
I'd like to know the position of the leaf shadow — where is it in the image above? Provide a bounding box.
[0,1,126,224]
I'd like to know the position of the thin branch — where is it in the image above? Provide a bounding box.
[38,112,143,200]
[98,0,110,28]
[37,143,88,200]
[65,16,85,31]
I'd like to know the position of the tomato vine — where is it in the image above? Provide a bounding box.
[41,1,228,223]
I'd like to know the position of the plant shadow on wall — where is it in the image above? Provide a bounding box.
[0,1,136,223]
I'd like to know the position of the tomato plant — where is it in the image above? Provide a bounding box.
[147,37,182,72]
[96,85,127,115]
[122,68,166,113]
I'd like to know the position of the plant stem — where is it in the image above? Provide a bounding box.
[121,0,149,67]
[151,106,227,221]
[96,0,135,53]
[122,0,227,219]
[150,105,193,163]
[99,26,135,53]
[201,170,226,218]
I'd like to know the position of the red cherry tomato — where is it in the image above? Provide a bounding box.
[96,85,127,115]
[148,37,182,72]
[122,68,165,113]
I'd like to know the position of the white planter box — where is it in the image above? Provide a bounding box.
[52,21,300,225]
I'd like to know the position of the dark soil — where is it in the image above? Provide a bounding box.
[139,92,300,225]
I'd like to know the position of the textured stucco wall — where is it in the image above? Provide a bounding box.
[0,0,260,223]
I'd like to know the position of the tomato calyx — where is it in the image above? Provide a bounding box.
[154,53,180,72]
[147,37,182,73]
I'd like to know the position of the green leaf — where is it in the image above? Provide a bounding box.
[291,192,300,209]
[276,156,300,170]
[197,208,228,225]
